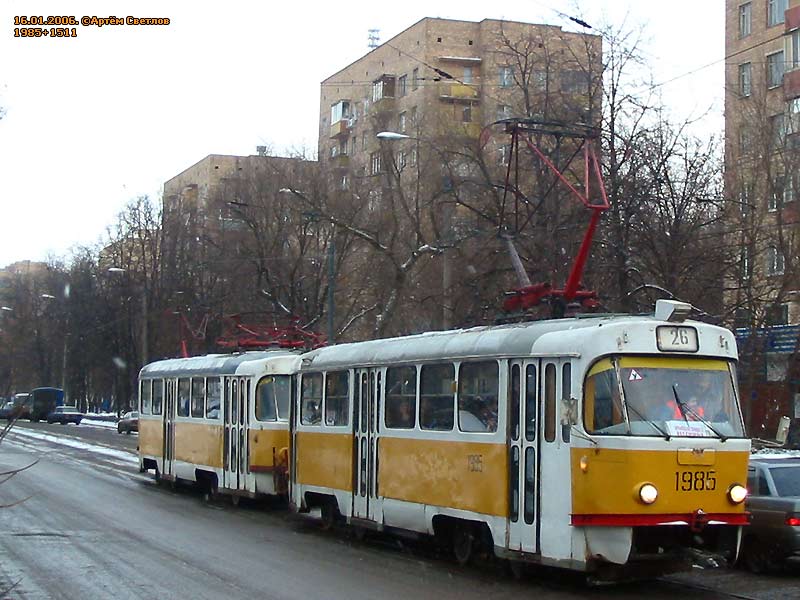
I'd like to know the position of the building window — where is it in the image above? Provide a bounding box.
[412,67,419,90]
[362,132,367,151]
[372,75,396,102]
[330,100,351,123]
[767,303,789,325]
[398,74,407,97]
[768,245,786,274]
[410,147,417,166]
[499,144,511,165]
[792,30,800,70]
[397,151,407,170]
[741,246,753,279]
[739,182,753,216]
[767,51,785,88]
[770,112,786,148]
[463,66,473,84]
[739,62,752,97]
[561,70,589,94]
[399,111,407,133]
[351,136,357,156]
[739,126,752,154]
[462,105,472,123]
[497,104,512,120]
[370,152,382,175]
[499,66,514,88]
[768,0,787,27]
[740,3,752,37]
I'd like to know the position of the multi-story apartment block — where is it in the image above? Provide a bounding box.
[319,17,602,182]
[725,0,800,327]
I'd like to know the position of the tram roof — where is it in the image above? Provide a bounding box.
[302,314,663,370]
[140,350,298,378]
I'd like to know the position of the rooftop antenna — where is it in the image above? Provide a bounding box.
[256,145,267,156]
[368,29,380,49]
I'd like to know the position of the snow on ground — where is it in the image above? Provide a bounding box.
[6,427,138,464]
[81,418,120,430]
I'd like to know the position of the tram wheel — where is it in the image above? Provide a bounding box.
[320,500,339,531]
[231,494,241,507]
[742,538,772,574]
[453,525,475,566]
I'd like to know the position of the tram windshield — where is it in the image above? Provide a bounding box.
[584,357,745,438]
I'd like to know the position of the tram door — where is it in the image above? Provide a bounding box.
[507,360,539,553]
[538,359,573,561]
[223,377,249,491]
[162,379,176,479]
[352,369,380,522]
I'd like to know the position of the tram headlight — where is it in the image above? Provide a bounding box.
[728,484,748,504]
[638,483,658,505]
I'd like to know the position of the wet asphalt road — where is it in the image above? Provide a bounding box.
[1,421,800,599]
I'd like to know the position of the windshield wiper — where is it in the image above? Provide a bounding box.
[625,400,670,440]
[672,385,727,442]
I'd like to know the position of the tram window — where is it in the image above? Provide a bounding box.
[583,360,623,433]
[510,365,520,440]
[544,364,556,442]
[524,447,535,524]
[276,376,291,421]
[325,371,350,426]
[191,378,204,418]
[178,378,191,417]
[301,373,323,425]
[255,377,278,421]
[140,380,152,415]
[152,380,163,415]
[206,378,221,419]
[525,365,537,442]
[510,445,520,522]
[231,380,238,423]
[562,363,572,443]
[385,366,417,429]
[458,361,498,433]
[420,363,455,431]
[360,374,368,433]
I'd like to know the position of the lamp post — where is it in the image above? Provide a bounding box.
[377,131,454,329]
[108,267,148,365]
[41,293,70,405]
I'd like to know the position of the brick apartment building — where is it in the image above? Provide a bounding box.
[725,0,800,327]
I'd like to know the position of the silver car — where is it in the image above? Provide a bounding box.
[741,457,800,573]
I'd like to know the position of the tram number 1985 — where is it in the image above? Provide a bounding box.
[675,470,716,492]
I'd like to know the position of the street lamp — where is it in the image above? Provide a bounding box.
[377,131,455,329]
[108,266,148,365]
[40,292,69,405]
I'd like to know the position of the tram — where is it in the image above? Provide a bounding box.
[138,350,300,500]
[289,300,749,579]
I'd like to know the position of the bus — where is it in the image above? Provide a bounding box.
[28,387,65,422]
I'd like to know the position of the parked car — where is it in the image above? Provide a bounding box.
[46,405,84,425]
[117,411,139,434]
[740,456,800,573]
[0,401,16,420]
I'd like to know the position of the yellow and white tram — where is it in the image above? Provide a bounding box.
[138,350,300,500]
[289,300,749,578]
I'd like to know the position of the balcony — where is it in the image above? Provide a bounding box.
[329,118,353,139]
[439,83,480,103]
[329,153,350,169]
[785,69,800,100]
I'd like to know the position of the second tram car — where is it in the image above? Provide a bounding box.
[138,350,300,500]
[289,300,750,579]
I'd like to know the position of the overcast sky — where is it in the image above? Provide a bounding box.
[0,0,723,268]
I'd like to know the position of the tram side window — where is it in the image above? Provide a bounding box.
[525,365,537,441]
[385,366,417,429]
[152,380,163,415]
[510,365,520,440]
[458,361,498,432]
[276,376,292,421]
[301,373,323,425]
[140,380,151,415]
[561,363,572,443]
[177,378,191,417]
[325,371,350,426]
[584,360,623,434]
[420,363,455,431]
[544,364,556,442]
[255,377,278,421]
[191,377,204,418]
[206,378,221,419]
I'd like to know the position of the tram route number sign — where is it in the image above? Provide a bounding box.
[656,326,698,353]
